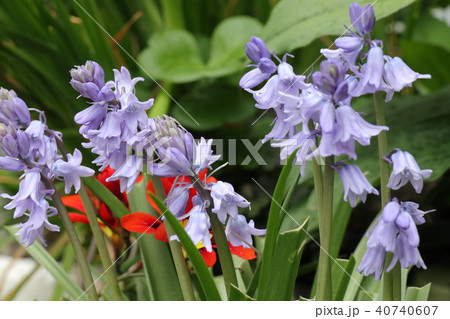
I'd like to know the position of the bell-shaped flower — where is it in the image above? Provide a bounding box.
[358,199,430,280]
[15,198,60,247]
[351,45,385,96]
[383,56,431,92]
[333,105,388,146]
[53,149,95,193]
[225,215,266,249]
[349,3,375,35]
[0,88,31,127]
[334,163,379,207]
[211,181,250,223]
[386,150,432,193]
[245,36,271,63]
[70,61,115,102]
[178,202,213,252]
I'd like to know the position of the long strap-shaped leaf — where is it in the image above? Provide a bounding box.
[82,176,129,218]
[150,194,222,301]
[5,226,87,301]
[257,149,298,299]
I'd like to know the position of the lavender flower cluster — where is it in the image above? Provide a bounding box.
[71,65,265,253]
[0,88,93,246]
[240,3,432,279]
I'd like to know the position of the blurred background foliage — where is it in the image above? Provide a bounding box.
[0,0,449,300]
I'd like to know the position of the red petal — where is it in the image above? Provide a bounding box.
[68,212,89,224]
[99,203,118,229]
[62,195,85,213]
[229,244,257,260]
[121,212,161,234]
[206,176,217,184]
[154,223,168,242]
[199,248,217,267]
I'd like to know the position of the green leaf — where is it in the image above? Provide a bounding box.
[149,194,222,301]
[4,226,87,301]
[358,86,450,182]
[229,284,256,301]
[207,16,263,77]
[127,179,184,301]
[331,256,356,301]
[405,283,431,301]
[262,0,416,52]
[138,30,206,83]
[82,177,130,218]
[400,40,450,92]
[171,84,256,130]
[411,13,450,54]
[262,218,309,300]
[256,149,299,299]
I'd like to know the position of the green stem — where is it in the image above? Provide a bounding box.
[152,176,196,301]
[193,180,238,298]
[41,175,98,301]
[78,185,123,301]
[316,156,334,301]
[374,92,400,301]
[161,0,185,29]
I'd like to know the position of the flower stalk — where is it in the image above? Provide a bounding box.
[193,179,238,298]
[373,92,400,301]
[316,156,334,301]
[40,174,98,301]
[151,175,196,301]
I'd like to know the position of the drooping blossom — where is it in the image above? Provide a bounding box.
[358,199,431,280]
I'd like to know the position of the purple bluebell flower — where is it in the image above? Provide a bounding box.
[106,155,143,193]
[334,163,379,207]
[225,215,266,249]
[333,105,388,146]
[147,116,220,178]
[70,61,115,102]
[386,150,432,193]
[349,3,375,35]
[1,88,92,246]
[351,44,385,96]
[245,36,271,63]
[312,60,347,99]
[383,56,431,92]
[14,198,60,247]
[0,88,31,127]
[358,199,430,280]
[240,37,277,89]
[210,181,250,223]
[172,200,213,252]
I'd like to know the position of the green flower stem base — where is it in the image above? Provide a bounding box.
[78,185,123,301]
[151,175,196,301]
[315,156,334,301]
[193,179,238,298]
[374,92,400,301]
[40,174,98,301]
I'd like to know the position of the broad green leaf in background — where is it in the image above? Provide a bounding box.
[138,29,206,83]
[171,85,256,130]
[138,17,263,83]
[207,16,263,77]
[262,0,416,52]
[411,13,450,54]
[357,86,450,182]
